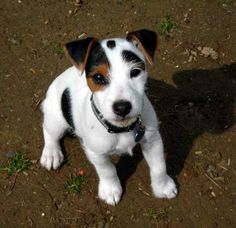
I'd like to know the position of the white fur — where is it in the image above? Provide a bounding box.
[40,38,177,205]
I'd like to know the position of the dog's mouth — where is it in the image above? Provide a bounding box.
[110,116,138,128]
[91,94,141,131]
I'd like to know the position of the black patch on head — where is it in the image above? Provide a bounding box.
[61,88,74,129]
[85,42,109,75]
[107,40,116,49]
[122,50,145,70]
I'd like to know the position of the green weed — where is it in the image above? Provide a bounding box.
[146,207,172,223]
[65,174,85,194]
[159,15,177,36]
[0,152,30,176]
[52,42,64,55]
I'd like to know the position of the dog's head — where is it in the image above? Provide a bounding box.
[64,29,157,127]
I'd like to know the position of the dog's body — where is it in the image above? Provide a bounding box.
[40,30,177,205]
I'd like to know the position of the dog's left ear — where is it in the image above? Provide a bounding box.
[127,29,157,65]
[63,37,98,73]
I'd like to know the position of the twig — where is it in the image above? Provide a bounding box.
[217,164,228,171]
[232,166,236,177]
[204,173,224,191]
[6,174,17,196]
[138,187,150,196]
[34,98,43,111]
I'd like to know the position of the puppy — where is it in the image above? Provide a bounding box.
[40,29,177,205]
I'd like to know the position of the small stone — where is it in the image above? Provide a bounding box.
[106,210,111,214]
[200,47,218,60]
[8,38,18,44]
[195,150,203,155]
[78,33,86,39]
[31,159,38,164]
[211,191,216,197]
[42,39,49,46]
[5,151,16,158]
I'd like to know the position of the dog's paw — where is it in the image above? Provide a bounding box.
[152,175,177,199]
[98,179,122,206]
[40,146,64,170]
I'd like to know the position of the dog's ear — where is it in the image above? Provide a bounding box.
[127,29,157,65]
[64,37,98,73]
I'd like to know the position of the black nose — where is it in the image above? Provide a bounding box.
[113,100,132,117]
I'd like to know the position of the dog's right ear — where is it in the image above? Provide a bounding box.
[64,37,97,74]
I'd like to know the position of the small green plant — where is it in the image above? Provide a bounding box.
[0,152,30,176]
[159,15,177,36]
[65,174,85,194]
[52,42,64,55]
[146,207,171,223]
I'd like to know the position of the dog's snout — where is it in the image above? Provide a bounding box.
[113,100,132,117]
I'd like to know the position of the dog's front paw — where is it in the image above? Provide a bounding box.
[152,175,177,199]
[98,179,122,206]
[40,146,64,170]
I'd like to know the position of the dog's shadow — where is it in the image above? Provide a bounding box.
[117,63,236,189]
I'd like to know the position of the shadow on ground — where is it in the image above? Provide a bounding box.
[117,63,236,188]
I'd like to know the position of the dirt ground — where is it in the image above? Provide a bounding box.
[0,0,235,227]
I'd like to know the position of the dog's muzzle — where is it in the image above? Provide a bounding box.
[112,100,132,118]
[90,94,145,142]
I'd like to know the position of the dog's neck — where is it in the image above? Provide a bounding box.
[90,94,145,142]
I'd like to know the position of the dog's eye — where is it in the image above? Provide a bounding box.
[92,74,108,85]
[130,69,141,78]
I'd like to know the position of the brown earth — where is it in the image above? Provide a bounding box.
[0,0,235,227]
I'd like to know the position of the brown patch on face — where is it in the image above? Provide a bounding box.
[86,64,110,92]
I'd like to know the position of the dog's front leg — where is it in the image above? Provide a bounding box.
[141,131,177,199]
[85,149,122,206]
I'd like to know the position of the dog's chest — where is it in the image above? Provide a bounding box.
[111,133,136,155]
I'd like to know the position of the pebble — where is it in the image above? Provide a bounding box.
[195,150,203,155]
[8,38,18,44]
[5,151,16,158]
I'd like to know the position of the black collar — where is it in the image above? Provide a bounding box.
[90,94,145,142]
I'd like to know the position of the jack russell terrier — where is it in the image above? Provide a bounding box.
[40,29,177,205]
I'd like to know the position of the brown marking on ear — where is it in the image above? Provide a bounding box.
[127,34,154,65]
[86,64,110,92]
[63,38,97,73]
[127,29,158,66]
[81,39,97,73]
[63,45,80,69]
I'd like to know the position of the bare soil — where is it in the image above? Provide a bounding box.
[0,0,235,227]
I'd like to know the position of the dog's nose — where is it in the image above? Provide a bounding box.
[113,100,132,117]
